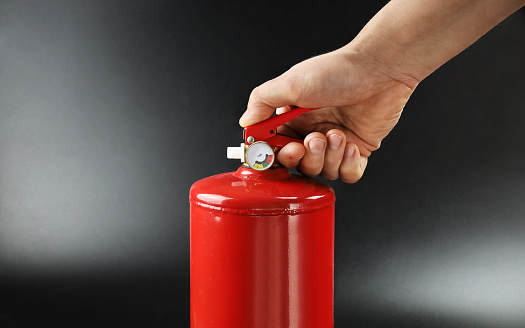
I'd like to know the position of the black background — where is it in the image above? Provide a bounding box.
[1,1,524,327]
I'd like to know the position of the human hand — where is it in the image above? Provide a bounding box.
[239,46,417,183]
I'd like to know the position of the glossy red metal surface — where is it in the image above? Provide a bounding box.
[243,107,317,147]
[190,166,335,328]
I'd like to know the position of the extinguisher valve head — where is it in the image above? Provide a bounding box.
[227,143,245,162]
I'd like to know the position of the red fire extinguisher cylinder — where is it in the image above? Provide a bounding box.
[190,166,335,328]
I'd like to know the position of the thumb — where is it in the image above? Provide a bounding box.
[239,74,299,127]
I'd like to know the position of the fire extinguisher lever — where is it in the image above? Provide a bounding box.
[243,107,317,147]
[227,107,317,170]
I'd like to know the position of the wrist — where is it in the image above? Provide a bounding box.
[338,36,422,91]
[342,0,525,87]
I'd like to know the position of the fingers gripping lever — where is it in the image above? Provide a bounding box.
[228,108,317,170]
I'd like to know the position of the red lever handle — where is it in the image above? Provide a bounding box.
[243,107,317,147]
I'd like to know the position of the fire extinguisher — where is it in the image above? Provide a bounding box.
[190,108,335,328]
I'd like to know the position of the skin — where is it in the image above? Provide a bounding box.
[239,0,525,183]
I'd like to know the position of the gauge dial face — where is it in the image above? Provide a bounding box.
[245,141,275,171]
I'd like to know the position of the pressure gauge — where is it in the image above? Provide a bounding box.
[245,141,275,171]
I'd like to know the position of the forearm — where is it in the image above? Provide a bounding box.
[345,0,525,85]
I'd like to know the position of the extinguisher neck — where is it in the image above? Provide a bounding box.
[234,165,291,181]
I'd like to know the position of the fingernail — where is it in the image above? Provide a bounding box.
[345,145,355,158]
[309,138,325,154]
[276,107,286,114]
[328,134,343,149]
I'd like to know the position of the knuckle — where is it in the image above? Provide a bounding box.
[282,70,304,103]
[323,153,343,172]
[302,166,322,177]
[340,173,361,184]
[249,86,260,100]
[324,155,341,167]
[362,140,381,155]
[320,172,339,181]
[321,159,342,180]
[340,166,362,184]
[298,161,322,177]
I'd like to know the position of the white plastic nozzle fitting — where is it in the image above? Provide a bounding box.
[227,143,245,162]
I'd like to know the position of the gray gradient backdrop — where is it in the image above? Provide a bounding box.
[1,1,524,327]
